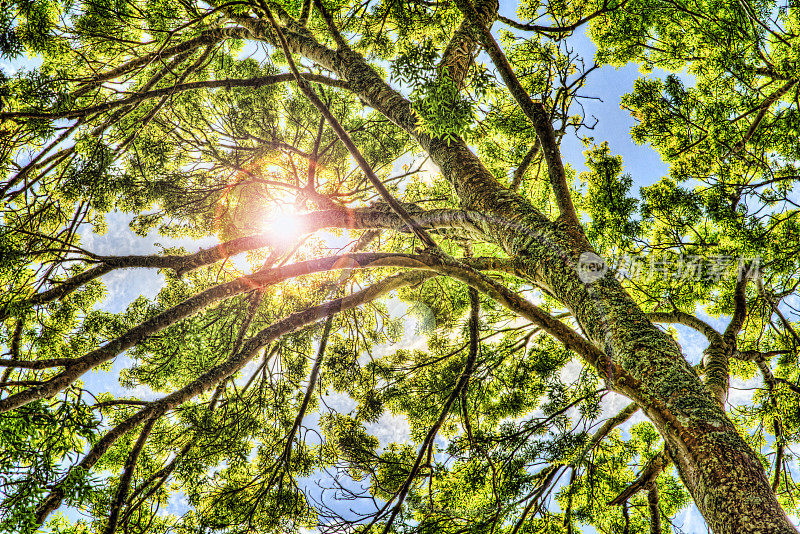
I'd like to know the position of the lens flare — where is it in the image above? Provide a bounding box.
[262,206,305,246]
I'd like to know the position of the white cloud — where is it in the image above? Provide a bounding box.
[366,411,410,446]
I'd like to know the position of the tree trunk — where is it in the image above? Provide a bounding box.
[261,21,798,533]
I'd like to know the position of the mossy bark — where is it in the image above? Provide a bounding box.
[262,25,798,533]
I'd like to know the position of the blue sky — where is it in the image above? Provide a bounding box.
[6,3,797,531]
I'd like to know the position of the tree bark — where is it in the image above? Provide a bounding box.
[254,19,797,533]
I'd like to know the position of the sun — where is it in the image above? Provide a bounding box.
[261,203,306,247]
[250,162,348,252]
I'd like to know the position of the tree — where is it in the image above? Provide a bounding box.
[1,0,799,531]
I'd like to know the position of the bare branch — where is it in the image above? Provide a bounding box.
[648,311,723,345]
[497,0,626,35]
[609,450,669,506]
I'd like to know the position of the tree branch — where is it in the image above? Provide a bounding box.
[454,0,580,226]
[71,27,251,96]
[378,287,481,534]
[102,413,160,534]
[438,0,499,87]
[0,253,449,413]
[266,312,334,489]
[609,450,669,506]
[497,0,625,35]
[0,74,348,122]
[262,5,440,250]
[734,79,797,152]
[33,270,434,527]
[648,483,662,534]
[511,138,540,191]
[723,262,752,341]
[0,206,496,321]
[648,311,723,345]
[573,402,639,464]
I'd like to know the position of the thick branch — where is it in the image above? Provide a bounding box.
[648,311,723,345]
[609,450,669,506]
[703,342,730,407]
[648,483,662,534]
[723,263,751,341]
[438,0,499,86]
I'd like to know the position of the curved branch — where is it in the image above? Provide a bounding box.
[497,0,626,35]
[33,270,434,527]
[0,253,514,413]
[648,311,723,345]
[0,74,348,122]
[0,206,493,321]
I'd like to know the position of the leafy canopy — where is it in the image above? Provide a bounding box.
[1,0,799,532]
